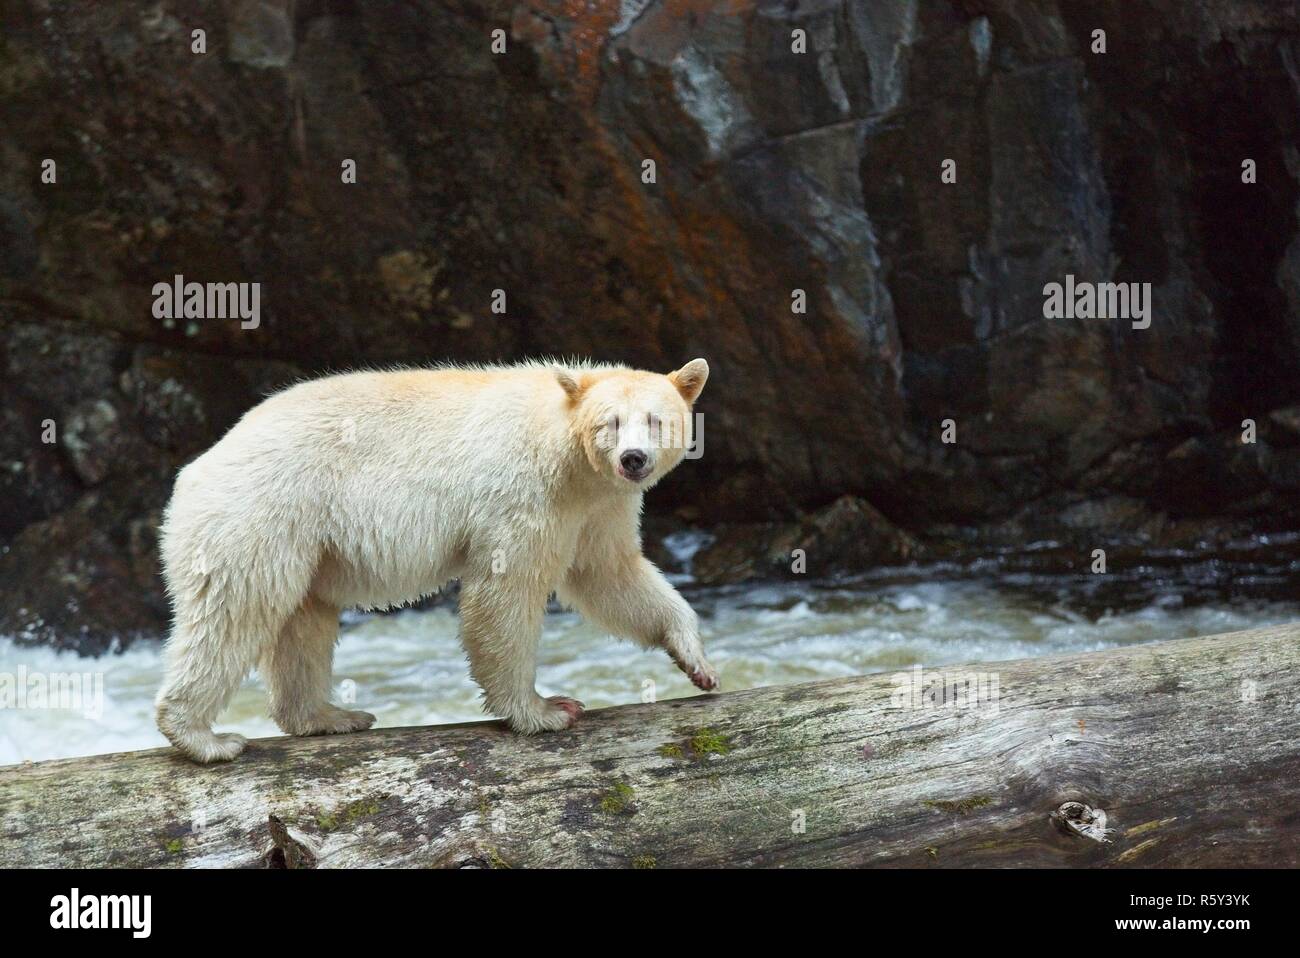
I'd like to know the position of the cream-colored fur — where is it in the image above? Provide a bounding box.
[154,358,716,763]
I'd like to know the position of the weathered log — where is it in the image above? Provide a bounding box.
[2,623,1297,868]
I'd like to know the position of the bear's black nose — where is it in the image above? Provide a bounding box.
[620,449,648,473]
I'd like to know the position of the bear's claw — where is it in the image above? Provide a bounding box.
[546,695,586,723]
[668,647,720,692]
[690,668,719,691]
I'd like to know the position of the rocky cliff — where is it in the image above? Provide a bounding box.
[3,0,1300,651]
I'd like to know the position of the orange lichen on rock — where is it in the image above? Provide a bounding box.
[517,0,621,100]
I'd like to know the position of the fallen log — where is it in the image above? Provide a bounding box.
[2,623,1297,868]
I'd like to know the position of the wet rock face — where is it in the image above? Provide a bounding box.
[688,495,920,586]
[2,0,1300,648]
[0,322,302,652]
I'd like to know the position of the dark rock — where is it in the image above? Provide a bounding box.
[120,347,249,457]
[1159,434,1273,516]
[117,346,303,458]
[0,385,81,538]
[0,479,171,654]
[1268,406,1300,444]
[1057,496,1155,534]
[0,196,39,279]
[227,0,295,70]
[3,321,126,414]
[1265,448,1300,492]
[60,399,126,485]
[2,0,1300,649]
[0,326,300,648]
[692,496,918,585]
[690,522,802,586]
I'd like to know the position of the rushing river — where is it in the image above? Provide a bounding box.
[3,533,1299,765]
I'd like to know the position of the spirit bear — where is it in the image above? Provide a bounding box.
[154,359,717,763]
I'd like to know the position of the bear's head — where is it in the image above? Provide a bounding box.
[557,359,709,491]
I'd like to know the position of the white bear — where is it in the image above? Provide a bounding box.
[154,359,716,763]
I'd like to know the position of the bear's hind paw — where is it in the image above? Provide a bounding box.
[289,707,376,736]
[175,731,248,764]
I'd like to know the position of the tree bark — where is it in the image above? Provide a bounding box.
[2,624,1297,868]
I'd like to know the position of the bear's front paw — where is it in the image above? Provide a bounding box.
[687,663,719,691]
[666,642,720,693]
[506,695,585,734]
[546,695,586,722]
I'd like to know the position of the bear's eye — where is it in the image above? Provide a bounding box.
[606,415,619,434]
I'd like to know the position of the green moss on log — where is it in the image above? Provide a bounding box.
[689,728,731,756]
[599,781,636,814]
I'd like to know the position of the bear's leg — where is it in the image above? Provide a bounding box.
[263,594,375,736]
[155,607,263,764]
[561,556,719,691]
[459,579,582,734]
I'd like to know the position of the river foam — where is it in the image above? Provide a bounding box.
[2,572,1296,764]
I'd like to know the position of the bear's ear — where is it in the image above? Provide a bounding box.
[554,368,589,404]
[669,358,709,404]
